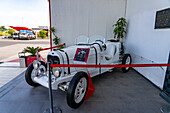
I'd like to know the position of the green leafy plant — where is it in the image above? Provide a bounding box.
[113,17,127,41]
[113,17,127,55]
[0,32,3,36]
[4,32,9,37]
[53,37,59,45]
[51,27,59,45]
[37,30,47,39]
[58,45,64,49]
[23,46,42,56]
[0,26,7,32]
[7,29,16,37]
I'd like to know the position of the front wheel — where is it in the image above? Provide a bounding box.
[67,72,89,108]
[25,63,39,86]
[25,61,46,86]
[122,54,132,73]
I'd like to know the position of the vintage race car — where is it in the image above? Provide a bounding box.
[25,35,132,108]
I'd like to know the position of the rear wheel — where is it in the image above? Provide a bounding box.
[122,54,132,73]
[67,72,89,108]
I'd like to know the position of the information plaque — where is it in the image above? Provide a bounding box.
[155,8,170,29]
[74,48,90,62]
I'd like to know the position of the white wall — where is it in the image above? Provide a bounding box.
[126,0,170,18]
[125,0,170,89]
[51,0,126,46]
[51,0,170,89]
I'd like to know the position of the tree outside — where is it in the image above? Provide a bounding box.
[0,32,3,36]
[7,29,16,37]
[37,30,47,39]
[0,26,8,37]
[0,26,7,32]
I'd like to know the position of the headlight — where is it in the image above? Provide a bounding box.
[33,60,39,69]
[52,67,61,77]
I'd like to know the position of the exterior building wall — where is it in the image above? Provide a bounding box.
[51,0,126,47]
[125,0,170,88]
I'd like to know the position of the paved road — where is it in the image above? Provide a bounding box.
[0,38,49,47]
[0,38,50,62]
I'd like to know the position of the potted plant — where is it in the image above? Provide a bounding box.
[51,27,64,49]
[112,17,127,55]
[23,46,42,67]
[51,27,59,45]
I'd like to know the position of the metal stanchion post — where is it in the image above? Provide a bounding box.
[44,62,62,113]
[36,49,39,61]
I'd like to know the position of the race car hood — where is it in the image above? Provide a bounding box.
[47,44,102,64]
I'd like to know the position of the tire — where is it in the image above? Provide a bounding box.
[25,61,46,86]
[67,72,89,108]
[122,54,132,73]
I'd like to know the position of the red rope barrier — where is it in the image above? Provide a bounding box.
[50,63,170,68]
[37,51,47,63]
[36,43,170,68]
[38,43,65,52]
[37,43,65,63]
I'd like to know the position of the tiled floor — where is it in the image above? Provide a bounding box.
[0,68,169,113]
[0,62,26,87]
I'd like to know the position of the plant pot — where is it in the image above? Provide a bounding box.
[107,39,120,42]
[26,56,37,67]
[18,52,26,68]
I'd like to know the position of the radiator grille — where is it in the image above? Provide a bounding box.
[47,55,60,64]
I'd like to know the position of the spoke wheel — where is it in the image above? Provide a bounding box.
[25,61,46,86]
[25,63,39,86]
[74,77,87,103]
[67,72,89,108]
[122,54,132,73]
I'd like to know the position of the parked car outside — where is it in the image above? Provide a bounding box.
[19,30,36,40]
[27,33,36,39]
[7,36,12,38]
[19,32,27,39]
[13,33,19,40]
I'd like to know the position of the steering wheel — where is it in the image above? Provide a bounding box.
[92,42,103,51]
[94,40,107,51]
[95,40,104,44]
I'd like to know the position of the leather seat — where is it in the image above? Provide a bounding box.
[104,44,116,60]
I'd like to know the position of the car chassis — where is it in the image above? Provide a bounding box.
[25,35,132,108]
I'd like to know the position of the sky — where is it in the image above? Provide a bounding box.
[0,0,49,29]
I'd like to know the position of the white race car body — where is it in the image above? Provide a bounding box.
[25,35,132,108]
[33,35,121,90]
